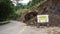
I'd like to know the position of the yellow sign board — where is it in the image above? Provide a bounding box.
[37,15,49,23]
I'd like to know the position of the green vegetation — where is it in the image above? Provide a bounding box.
[0,0,44,22]
[15,0,44,10]
[15,0,44,17]
[0,0,16,22]
[27,0,44,9]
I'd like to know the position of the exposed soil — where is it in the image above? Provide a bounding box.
[18,0,60,27]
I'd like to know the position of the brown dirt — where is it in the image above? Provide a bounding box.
[18,0,60,27]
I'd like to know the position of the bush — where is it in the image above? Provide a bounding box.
[0,0,15,22]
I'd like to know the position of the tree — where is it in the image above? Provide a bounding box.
[0,0,15,22]
[27,0,44,9]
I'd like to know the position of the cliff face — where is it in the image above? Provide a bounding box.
[38,0,60,26]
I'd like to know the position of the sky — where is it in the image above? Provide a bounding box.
[11,0,32,6]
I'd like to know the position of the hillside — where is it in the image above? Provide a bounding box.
[18,0,60,27]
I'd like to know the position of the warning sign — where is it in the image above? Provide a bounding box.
[37,15,49,23]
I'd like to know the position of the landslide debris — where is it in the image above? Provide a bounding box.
[18,0,60,27]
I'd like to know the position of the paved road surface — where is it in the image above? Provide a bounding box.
[0,20,60,34]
